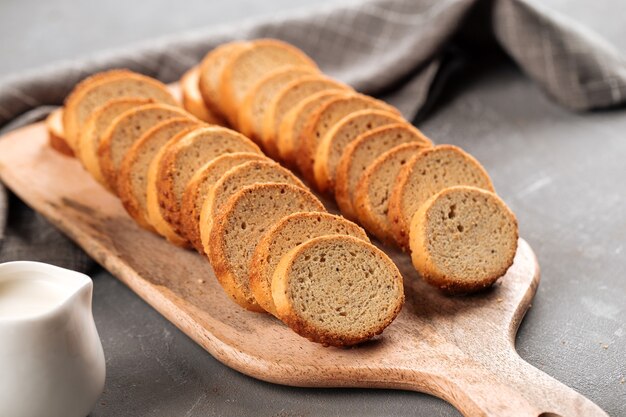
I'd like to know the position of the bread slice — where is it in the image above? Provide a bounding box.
[272,235,404,347]
[237,66,317,140]
[250,212,369,316]
[313,109,406,193]
[63,69,178,150]
[409,186,518,294]
[276,90,343,163]
[295,93,401,183]
[388,145,494,250]
[219,39,318,126]
[181,152,267,253]
[198,41,250,119]
[207,183,325,311]
[261,75,349,159]
[199,160,305,254]
[353,143,426,244]
[98,103,190,193]
[155,126,262,239]
[118,118,201,231]
[181,66,225,125]
[77,98,153,191]
[335,124,432,220]
[46,109,74,157]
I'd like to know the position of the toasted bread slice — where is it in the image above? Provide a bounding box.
[335,124,431,220]
[250,212,368,316]
[237,66,317,140]
[198,41,250,119]
[313,109,405,193]
[409,186,518,294]
[272,235,404,347]
[155,126,262,239]
[118,118,201,230]
[295,93,400,183]
[207,183,325,311]
[97,103,190,193]
[261,75,349,159]
[276,90,343,163]
[181,152,267,253]
[198,160,305,255]
[219,39,318,126]
[181,66,225,125]
[63,69,178,150]
[46,109,74,157]
[77,97,153,190]
[388,145,494,250]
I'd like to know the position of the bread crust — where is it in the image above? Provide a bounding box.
[46,109,74,157]
[272,235,404,347]
[181,66,226,125]
[409,186,518,294]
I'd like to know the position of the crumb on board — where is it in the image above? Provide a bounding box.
[197,279,205,284]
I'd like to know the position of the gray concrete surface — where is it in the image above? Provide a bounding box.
[1,0,624,416]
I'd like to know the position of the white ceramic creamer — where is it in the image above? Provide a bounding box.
[0,261,105,417]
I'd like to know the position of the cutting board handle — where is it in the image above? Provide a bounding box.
[415,349,609,417]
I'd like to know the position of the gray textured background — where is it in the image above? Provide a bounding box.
[1,0,625,416]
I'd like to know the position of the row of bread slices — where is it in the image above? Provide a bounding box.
[182,38,519,294]
[46,68,404,347]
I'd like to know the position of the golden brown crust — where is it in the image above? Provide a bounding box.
[46,109,74,157]
[181,66,226,125]
[409,186,518,294]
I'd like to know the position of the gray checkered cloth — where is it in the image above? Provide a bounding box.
[0,0,624,272]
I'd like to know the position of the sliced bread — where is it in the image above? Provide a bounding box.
[77,97,153,190]
[219,39,318,126]
[353,143,427,244]
[272,235,404,347]
[117,118,201,231]
[155,126,262,238]
[335,124,432,220]
[295,93,400,183]
[199,160,305,254]
[63,69,178,150]
[181,152,267,253]
[207,183,325,311]
[409,186,518,294]
[388,145,495,250]
[313,109,406,193]
[46,109,74,157]
[250,212,369,316]
[181,66,225,125]
[261,75,349,159]
[237,65,317,140]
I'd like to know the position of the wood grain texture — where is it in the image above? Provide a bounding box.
[0,122,608,417]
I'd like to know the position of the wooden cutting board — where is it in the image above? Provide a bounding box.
[0,122,608,417]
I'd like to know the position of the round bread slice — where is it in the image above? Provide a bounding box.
[181,66,225,125]
[261,76,350,159]
[353,143,427,245]
[198,160,306,255]
[199,41,250,119]
[295,93,401,183]
[46,109,74,157]
[237,66,318,140]
[409,186,518,294]
[276,90,344,163]
[388,145,495,250]
[250,212,369,316]
[63,69,178,150]
[181,152,267,254]
[97,103,190,193]
[272,235,404,347]
[207,183,325,312]
[313,109,406,193]
[155,126,262,238]
[77,97,153,190]
[219,39,318,126]
[118,118,201,231]
[335,124,432,220]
